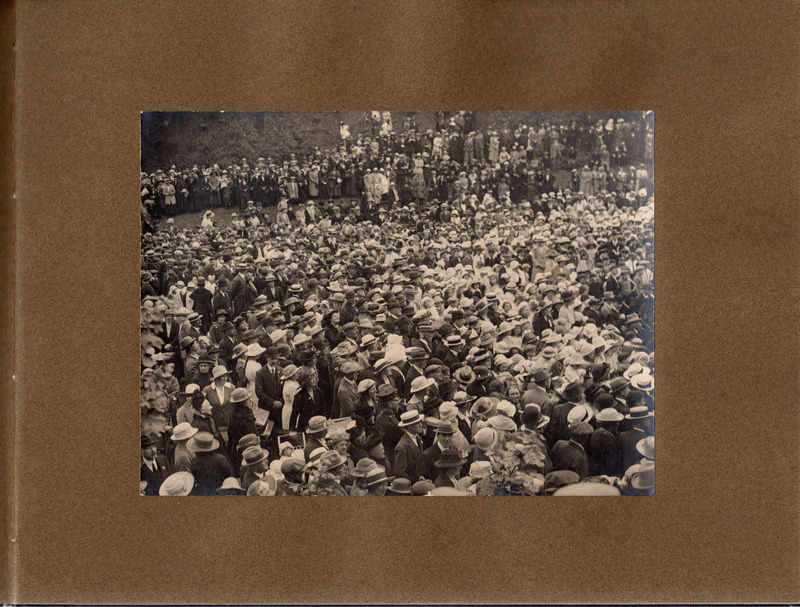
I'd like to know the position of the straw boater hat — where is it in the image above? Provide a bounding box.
[159,472,195,496]
[397,410,425,427]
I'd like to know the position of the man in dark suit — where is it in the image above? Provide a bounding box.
[261,272,285,306]
[417,421,455,482]
[240,446,270,492]
[140,434,169,495]
[403,348,429,399]
[411,322,436,358]
[588,408,624,477]
[339,291,358,326]
[550,422,592,479]
[255,346,283,422]
[393,410,425,481]
[160,310,180,351]
[216,322,237,369]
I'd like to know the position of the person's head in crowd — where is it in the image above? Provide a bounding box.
[568,421,594,448]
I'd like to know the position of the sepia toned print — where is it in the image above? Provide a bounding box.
[140,111,654,496]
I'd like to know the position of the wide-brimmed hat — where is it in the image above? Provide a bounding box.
[280,364,300,381]
[247,476,278,496]
[596,407,624,423]
[488,415,517,432]
[406,347,428,361]
[553,482,620,496]
[453,392,477,408]
[473,427,497,451]
[280,458,307,476]
[245,343,266,357]
[170,422,198,442]
[216,477,244,494]
[230,387,251,404]
[211,365,229,380]
[268,329,287,343]
[567,404,594,424]
[631,465,655,490]
[409,376,434,394]
[454,366,476,385]
[306,415,329,434]
[189,431,219,452]
[236,433,260,451]
[397,410,425,427]
[159,471,195,496]
[636,436,655,460]
[214,308,231,318]
[241,446,267,467]
[435,421,457,435]
[352,458,378,479]
[434,446,467,469]
[318,450,346,471]
[365,466,395,486]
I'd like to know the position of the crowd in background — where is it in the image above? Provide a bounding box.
[140,112,655,497]
[142,111,654,228]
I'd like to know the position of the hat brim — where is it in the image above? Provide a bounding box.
[367,475,396,487]
[243,454,267,467]
[397,415,425,427]
[191,439,221,452]
[170,428,199,442]
[434,458,467,469]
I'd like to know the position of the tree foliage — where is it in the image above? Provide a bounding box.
[140,296,175,435]
[476,430,548,496]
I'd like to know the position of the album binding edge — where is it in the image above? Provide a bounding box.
[0,0,17,604]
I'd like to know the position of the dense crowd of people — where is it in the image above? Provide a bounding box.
[140,112,655,497]
[141,111,654,229]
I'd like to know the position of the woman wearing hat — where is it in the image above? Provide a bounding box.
[289,366,326,432]
[244,343,265,410]
[326,429,354,487]
[314,450,349,496]
[357,378,378,412]
[190,392,228,456]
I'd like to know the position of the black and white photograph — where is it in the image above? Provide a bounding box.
[140,111,654,497]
